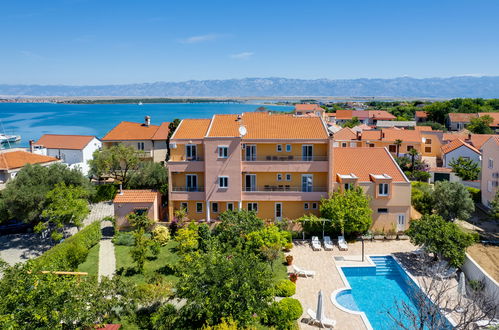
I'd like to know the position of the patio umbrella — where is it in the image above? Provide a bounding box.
[456,272,466,313]
[316,290,324,323]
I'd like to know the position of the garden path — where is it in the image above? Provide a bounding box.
[98,219,116,281]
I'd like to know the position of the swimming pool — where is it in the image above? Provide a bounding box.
[334,256,453,330]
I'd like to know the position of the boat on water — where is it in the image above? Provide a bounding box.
[0,134,21,144]
[138,102,143,105]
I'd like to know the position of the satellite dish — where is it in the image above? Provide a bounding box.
[239,125,247,137]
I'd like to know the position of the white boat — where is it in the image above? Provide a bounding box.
[138,102,143,105]
[0,134,21,144]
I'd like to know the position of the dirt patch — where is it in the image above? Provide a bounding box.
[467,244,499,282]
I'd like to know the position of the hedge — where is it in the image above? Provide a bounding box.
[31,221,102,271]
[264,297,303,329]
[275,279,296,297]
[467,187,481,203]
[90,184,118,203]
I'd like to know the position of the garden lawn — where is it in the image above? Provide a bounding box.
[115,240,179,285]
[272,252,289,281]
[77,243,99,277]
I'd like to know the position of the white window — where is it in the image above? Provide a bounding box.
[137,142,145,150]
[311,202,318,209]
[489,158,494,169]
[488,180,493,192]
[277,173,283,181]
[276,144,283,152]
[196,202,203,213]
[285,173,292,181]
[344,183,351,190]
[304,203,309,210]
[227,202,234,211]
[248,202,258,212]
[218,146,228,158]
[181,202,188,212]
[211,202,219,213]
[286,144,292,152]
[218,176,229,188]
[186,144,197,160]
[378,183,389,196]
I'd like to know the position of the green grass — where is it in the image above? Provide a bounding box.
[115,240,179,285]
[272,252,289,281]
[77,243,100,276]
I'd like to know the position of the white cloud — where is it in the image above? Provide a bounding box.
[230,52,254,60]
[180,34,220,44]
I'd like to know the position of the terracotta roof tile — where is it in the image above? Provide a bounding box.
[361,130,382,140]
[113,189,159,203]
[35,134,97,150]
[172,119,211,139]
[151,122,170,140]
[381,129,422,143]
[332,147,407,182]
[469,134,496,149]
[443,132,468,141]
[0,151,60,170]
[207,112,329,140]
[414,126,433,131]
[441,139,481,155]
[334,110,353,120]
[102,121,169,141]
[333,127,357,140]
[448,113,477,122]
[415,111,428,118]
[478,112,499,126]
[368,110,396,120]
[295,104,323,111]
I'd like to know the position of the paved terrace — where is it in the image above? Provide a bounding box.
[288,239,418,330]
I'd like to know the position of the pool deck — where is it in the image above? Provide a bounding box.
[288,239,418,330]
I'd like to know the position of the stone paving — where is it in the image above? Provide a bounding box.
[289,239,417,330]
[0,202,114,266]
[98,219,116,281]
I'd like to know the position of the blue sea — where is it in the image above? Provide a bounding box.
[0,102,292,148]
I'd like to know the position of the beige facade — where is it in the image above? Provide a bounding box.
[113,190,162,229]
[480,137,499,208]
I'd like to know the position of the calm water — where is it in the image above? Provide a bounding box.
[0,103,292,147]
[336,256,452,330]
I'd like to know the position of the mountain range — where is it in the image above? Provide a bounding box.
[1,76,499,98]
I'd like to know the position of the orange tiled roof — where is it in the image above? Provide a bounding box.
[172,119,211,139]
[113,189,159,203]
[151,122,170,140]
[294,104,323,112]
[0,151,59,170]
[368,110,396,120]
[469,134,496,149]
[102,121,169,141]
[207,112,329,140]
[35,134,97,150]
[381,129,422,143]
[478,112,499,126]
[448,113,477,123]
[414,126,433,131]
[415,111,428,118]
[333,127,357,140]
[441,139,481,155]
[334,110,353,120]
[332,147,407,182]
[361,130,382,140]
[443,132,468,141]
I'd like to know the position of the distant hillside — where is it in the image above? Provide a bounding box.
[1,76,499,98]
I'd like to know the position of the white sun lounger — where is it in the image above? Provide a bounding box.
[338,236,348,251]
[307,308,336,328]
[475,318,499,328]
[324,236,334,251]
[311,236,322,251]
[292,265,316,277]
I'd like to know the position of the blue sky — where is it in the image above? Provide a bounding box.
[1,0,499,85]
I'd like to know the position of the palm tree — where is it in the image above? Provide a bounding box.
[394,139,403,157]
[408,148,419,170]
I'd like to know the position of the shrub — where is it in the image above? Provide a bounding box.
[31,220,101,270]
[275,279,296,297]
[90,184,118,203]
[151,225,170,246]
[112,232,135,246]
[467,187,481,203]
[264,297,303,329]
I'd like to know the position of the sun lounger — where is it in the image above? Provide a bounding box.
[321,316,337,328]
[324,236,334,251]
[307,308,317,324]
[338,236,348,251]
[475,318,499,328]
[292,265,316,277]
[307,308,336,328]
[311,236,322,251]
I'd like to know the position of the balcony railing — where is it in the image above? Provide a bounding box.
[170,156,204,162]
[242,186,327,192]
[242,155,328,162]
[172,186,205,192]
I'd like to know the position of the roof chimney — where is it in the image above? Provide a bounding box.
[29,140,35,153]
[356,131,361,140]
[145,115,151,126]
[236,115,242,122]
[467,133,471,141]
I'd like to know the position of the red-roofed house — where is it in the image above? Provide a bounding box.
[102,116,170,163]
[415,111,428,123]
[480,136,499,208]
[113,189,162,229]
[0,150,61,186]
[441,139,481,168]
[33,134,101,175]
[447,113,477,131]
[294,104,325,119]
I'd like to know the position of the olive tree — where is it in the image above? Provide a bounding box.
[432,181,475,221]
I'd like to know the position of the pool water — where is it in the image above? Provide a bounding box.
[337,256,452,330]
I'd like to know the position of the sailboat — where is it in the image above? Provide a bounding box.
[0,134,21,144]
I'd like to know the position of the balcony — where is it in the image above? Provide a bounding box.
[168,157,205,172]
[170,156,204,162]
[241,155,329,172]
[170,186,205,200]
[242,155,328,162]
[137,150,153,158]
[172,186,205,192]
[241,185,328,201]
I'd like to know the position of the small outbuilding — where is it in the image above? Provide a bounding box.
[113,189,161,229]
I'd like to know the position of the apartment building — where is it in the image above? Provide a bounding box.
[167,112,411,231]
[480,136,499,208]
[102,116,170,163]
